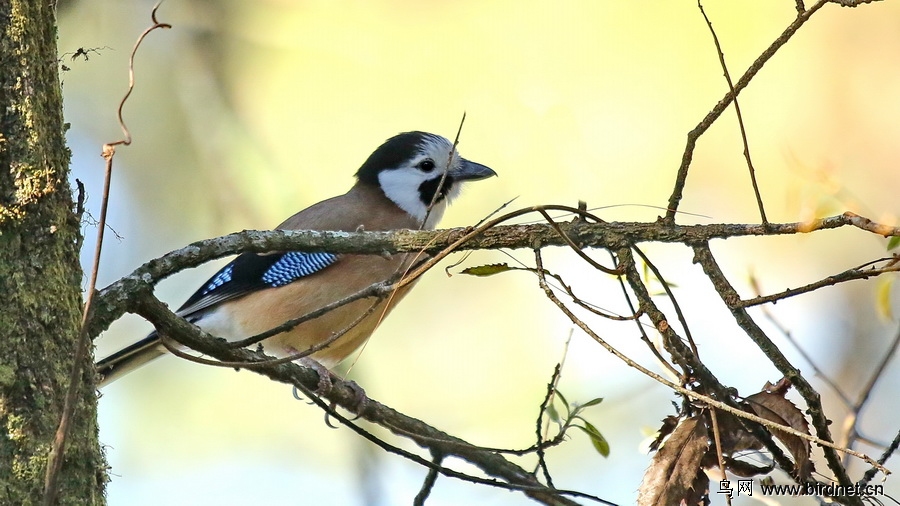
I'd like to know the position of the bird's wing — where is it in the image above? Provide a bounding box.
[175,184,421,317]
[176,250,340,317]
[97,185,420,386]
[95,250,339,385]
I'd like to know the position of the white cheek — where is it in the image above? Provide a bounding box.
[377,170,429,223]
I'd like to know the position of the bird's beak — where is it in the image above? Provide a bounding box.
[451,159,497,182]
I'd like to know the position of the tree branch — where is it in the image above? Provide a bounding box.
[88,211,899,340]
[665,0,830,220]
[127,290,611,506]
[691,243,859,496]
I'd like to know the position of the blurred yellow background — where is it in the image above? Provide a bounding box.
[60,1,900,504]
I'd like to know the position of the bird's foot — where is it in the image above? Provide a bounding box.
[296,357,369,417]
[298,356,334,395]
[341,379,369,417]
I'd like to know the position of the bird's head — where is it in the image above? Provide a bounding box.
[355,131,496,229]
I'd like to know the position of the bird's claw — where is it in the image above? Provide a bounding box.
[296,357,369,418]
[342,379,369,418]
[298,357,334,396]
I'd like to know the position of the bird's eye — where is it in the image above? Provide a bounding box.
[417,159,436,173]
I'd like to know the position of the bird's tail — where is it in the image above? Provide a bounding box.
[95,333,166,387]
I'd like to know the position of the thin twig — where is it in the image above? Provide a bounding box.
[225,286,388,349]
[631,245,698,358]
[697,1,768,226]
[838,323,900,461]
[131,293,608,506]
[616,246,803,477]
[854,323,900,415]
[378,413,571,458]
[534,249,888,475]
[422,113,465,228]
[748,274,853,407]
[515,265,640,321]
[536,363,564,488]
[692,242,863,490]
[708,409,733,506]
[413,450,445,506]
[739,258,900,308]
[665,0,830,221]
[607,250,680,378]
[535,208,620,275]
[860,428,900,487]
[485,248,637,321]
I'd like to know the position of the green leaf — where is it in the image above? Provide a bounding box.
[577,421,610,457]
[579,397,604,409]
[888,235,900,251]
[553,390,571,420]
[554,389,569,408]
[460,263,513,277]
[546,402,560,424]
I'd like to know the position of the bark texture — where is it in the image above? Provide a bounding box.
[0,1,105,504]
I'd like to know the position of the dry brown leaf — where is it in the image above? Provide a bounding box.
[708,410,762,456]
[681,472,710,506]
[744,391,814,480]
[638,416,710,506]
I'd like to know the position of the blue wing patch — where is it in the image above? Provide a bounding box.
[201,264,235,295]
[178,251,339,316]
[261,252,338,287]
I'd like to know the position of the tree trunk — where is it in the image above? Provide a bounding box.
[0,1,105,504]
